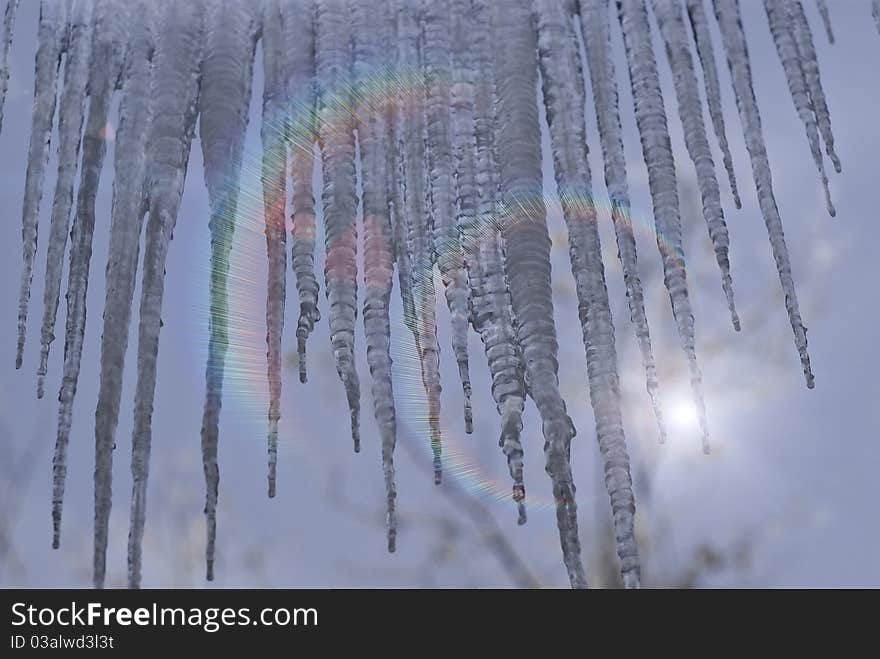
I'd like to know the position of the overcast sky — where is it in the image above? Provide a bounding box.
[0,1,877,588]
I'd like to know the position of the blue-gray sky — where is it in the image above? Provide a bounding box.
[0,0,877,588]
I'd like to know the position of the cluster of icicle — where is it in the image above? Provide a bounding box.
[0,0,853,589]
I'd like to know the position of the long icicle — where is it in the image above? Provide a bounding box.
[465,0,527,522]
[0,0,21,133]
[684,0,741,208]
[397,0,443,482]
[579,0,665,445]
[653,0,739,330]
[874,1,880,36]
[536,0,640,588]
[53,0,128,550]
[198,0,258,583]
[37,0,95,400]
[788,0,840,174]
[127,0,203,589]
[422,0,472,434]
[316,0,361,453]
[262,0,287,498]
[16,0,69,370]
[351,0,399,551]
[389,7,417,341]
[284,0,319,385]
[815,0,833,44]
[764,0,835,217]
[617,0,711,453]
[491,0,586,588]
[713,0,814,387]
[93,0,155,588]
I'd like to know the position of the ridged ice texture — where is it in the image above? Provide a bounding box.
[0,0,20,132]
[465,0,527,522]
[0,0,852,591]
[764,0,834,217]
[713,0,814,387]
[396,1,443,483]
[37,0,95,400]
[127,0,203,589]
[388,1,415,336]
[491,0,586,589]
[579,0,665,445]
[536,0,640,588]
[684,0,741,208]
[422,0,472,434]
[788,0,840,174]
[351,0,399,552]
[653,0,739,330]
[617,0,711,453]
[316,0,361,452]
[53,0,128,551]
[262,0,286,498]
[16,0,68,371]
[284,0,319,385]
[92,1,155,589]
[815,0,833,44]
[198,0,258,582]
[390,53,416,338]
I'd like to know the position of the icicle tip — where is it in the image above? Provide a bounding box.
[268,464,276,498]
[297,336,307,383]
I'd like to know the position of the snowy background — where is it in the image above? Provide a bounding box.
[1,0,878,588]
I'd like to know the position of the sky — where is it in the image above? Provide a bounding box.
[0,0,878,588]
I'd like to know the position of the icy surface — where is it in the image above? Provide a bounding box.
[0,0,852,588]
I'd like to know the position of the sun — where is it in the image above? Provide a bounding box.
[669,397,701,433]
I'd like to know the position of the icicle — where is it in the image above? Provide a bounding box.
[397,1,443,482]
[93,1,155,589]
[0,0,20,133]
[653,0,739,330]
[684,0,741,208]
[316,0,361,453]
[52,0,127,550]
[617,0,710,453]
[713,0,814,387]
[385,3,417,342]
[351,0,399,552]
[579,0,665,445]
[815,0,833,44]
[16,0,69,370]
[198,0,258,583]
[37,0,95,400]
[262,0,287,498]
[874,1,880,36]
[536,0,640,590]
[789,0,840,174]
[491,0,586,588]
[126,0,203,589]
[422,0,472,434]
[465,0,527,522]
[284,0,319,385]
[764,0,834,217]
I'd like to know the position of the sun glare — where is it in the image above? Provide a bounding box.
[669,397,700,432]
